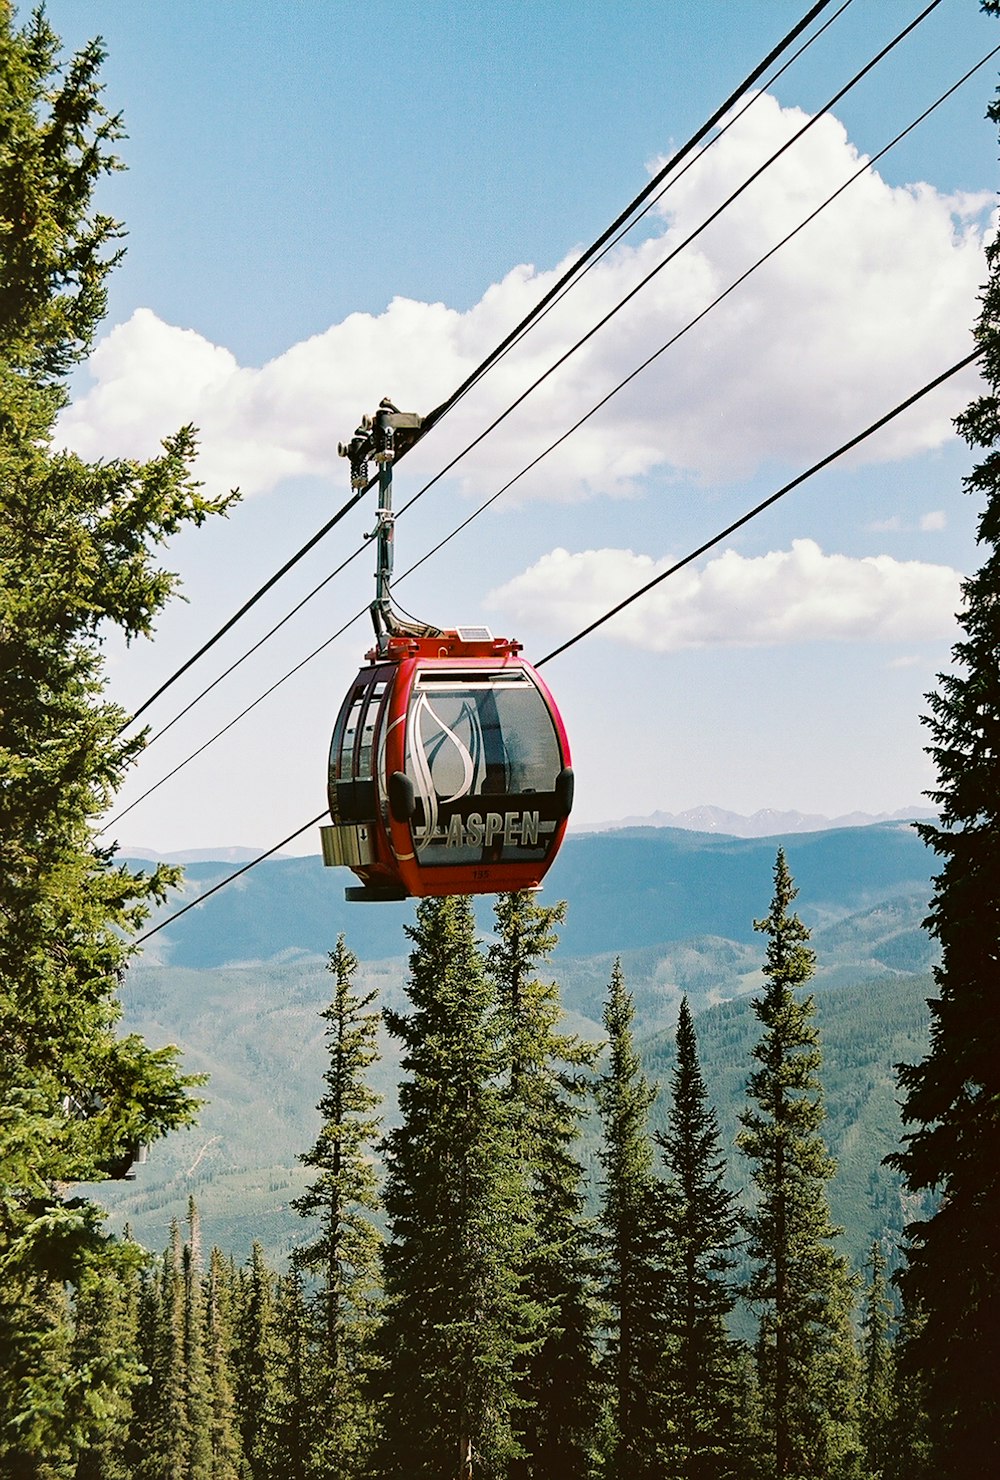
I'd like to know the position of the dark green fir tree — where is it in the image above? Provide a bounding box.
[656,995,744,1480]
[182,1200,213,1480]
[737,850,864,1480]
[376,895,531,1480]
[232,1242,278,1480]
[0,7,233,1466]
[859,1241,894,1480]
[488,891,602,1480]
[595,959,662,1479]
[203,1246,243,1480]
[291,935,382,1477]
[889,37,1000,1466]
[71,1230,144,1480]
[261,1269,315,1480]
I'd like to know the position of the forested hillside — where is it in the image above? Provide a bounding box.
[130,819,934,966]
[97,837,935,1268]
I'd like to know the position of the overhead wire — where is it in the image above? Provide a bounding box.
[102,30,993,837]
[132,344,983,946]
[128,0,921,755]
[124,0,843,726]
[139,0,852,758]
[420,0,858,407]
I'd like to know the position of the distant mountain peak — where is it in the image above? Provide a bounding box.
[572,804,936,838]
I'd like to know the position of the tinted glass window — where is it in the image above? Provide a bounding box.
[404,671,563,866]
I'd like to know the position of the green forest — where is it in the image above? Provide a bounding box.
[2,5,999,1477]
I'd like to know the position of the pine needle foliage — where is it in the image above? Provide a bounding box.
[0,5,234,1465]
[656,995,744,1480]
[889,31,1000,1464]
[859,1241,894,1480]
[737,850,864,1480]
[291,935,382,1475]
[595,959,662,1479]
[376,895,532,1480]
[488,891,602,1480]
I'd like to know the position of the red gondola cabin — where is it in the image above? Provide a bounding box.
[321,627,573,901]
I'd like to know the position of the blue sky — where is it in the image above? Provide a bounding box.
[38,0,1000,852]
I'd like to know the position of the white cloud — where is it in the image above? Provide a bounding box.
[487,538,964,650]
[867,509,949,534]
[58,93,991,499]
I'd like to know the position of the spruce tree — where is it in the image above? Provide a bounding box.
[154,1220,192,1480]
[594,959,662,1479]
[376,895,530,1479]
[232,1242,277,1480]
[261,1270,314,1480]
[70,1232,144,1480]
[737,850,864,1480]
[291,935,382,1476]
[859,1241,894,1480]
[182,1200,213,1480]
[0,8,233,1465]
[656,995,743,1480]
[488,891,601,1480]
[888,37,1000,1464]
[203,1246,243,1480]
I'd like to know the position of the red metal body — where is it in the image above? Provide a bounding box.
[326,630,573,899]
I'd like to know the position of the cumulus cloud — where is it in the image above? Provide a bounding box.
[487,539,964,650]
[58,93,991,499]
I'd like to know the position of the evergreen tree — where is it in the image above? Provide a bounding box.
[232,1242,277,1480]
[737,850,864,1480]
[488,891,602,1480]
[888,40,1000,1465]
[859,1241,894,1480]
[0,8,233,1465]
[884,1301,932,1480]
[71,1231,144,1480]
[291,935,382,1476]
[203,1247,243,1480]
[656,995,743,1480]
[594,959,662,1479]
[127,1256,164,1480]
[183,1201,213,1480]
[151,1220,192,1480]
[376,895,531,1479]
[261,1270,314,1480]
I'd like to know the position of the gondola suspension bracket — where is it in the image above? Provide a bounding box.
[323,398,574,901]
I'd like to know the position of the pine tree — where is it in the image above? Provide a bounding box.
[261,1270,314,1480]
[488,891,602,1480]
[127,1256,164,1480]
[737,850,864,1480]
[376,895,531,1479]
[153,1220,192,1480]
[0,8,233,1465]
[291,935,382,1476]
[183,1201,213,1480]
[859,1241,894,1480]
[203,1247,243,1480]
[888,39,1000,1465]
[884,1301,932,1480]
[70,1231,144,1480]
[232,1242,277,1480]
[656,995,743,1480]
[594,959,662,1479]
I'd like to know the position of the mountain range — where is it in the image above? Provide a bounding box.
[572,804,937,836]
[97,818,942,1268]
